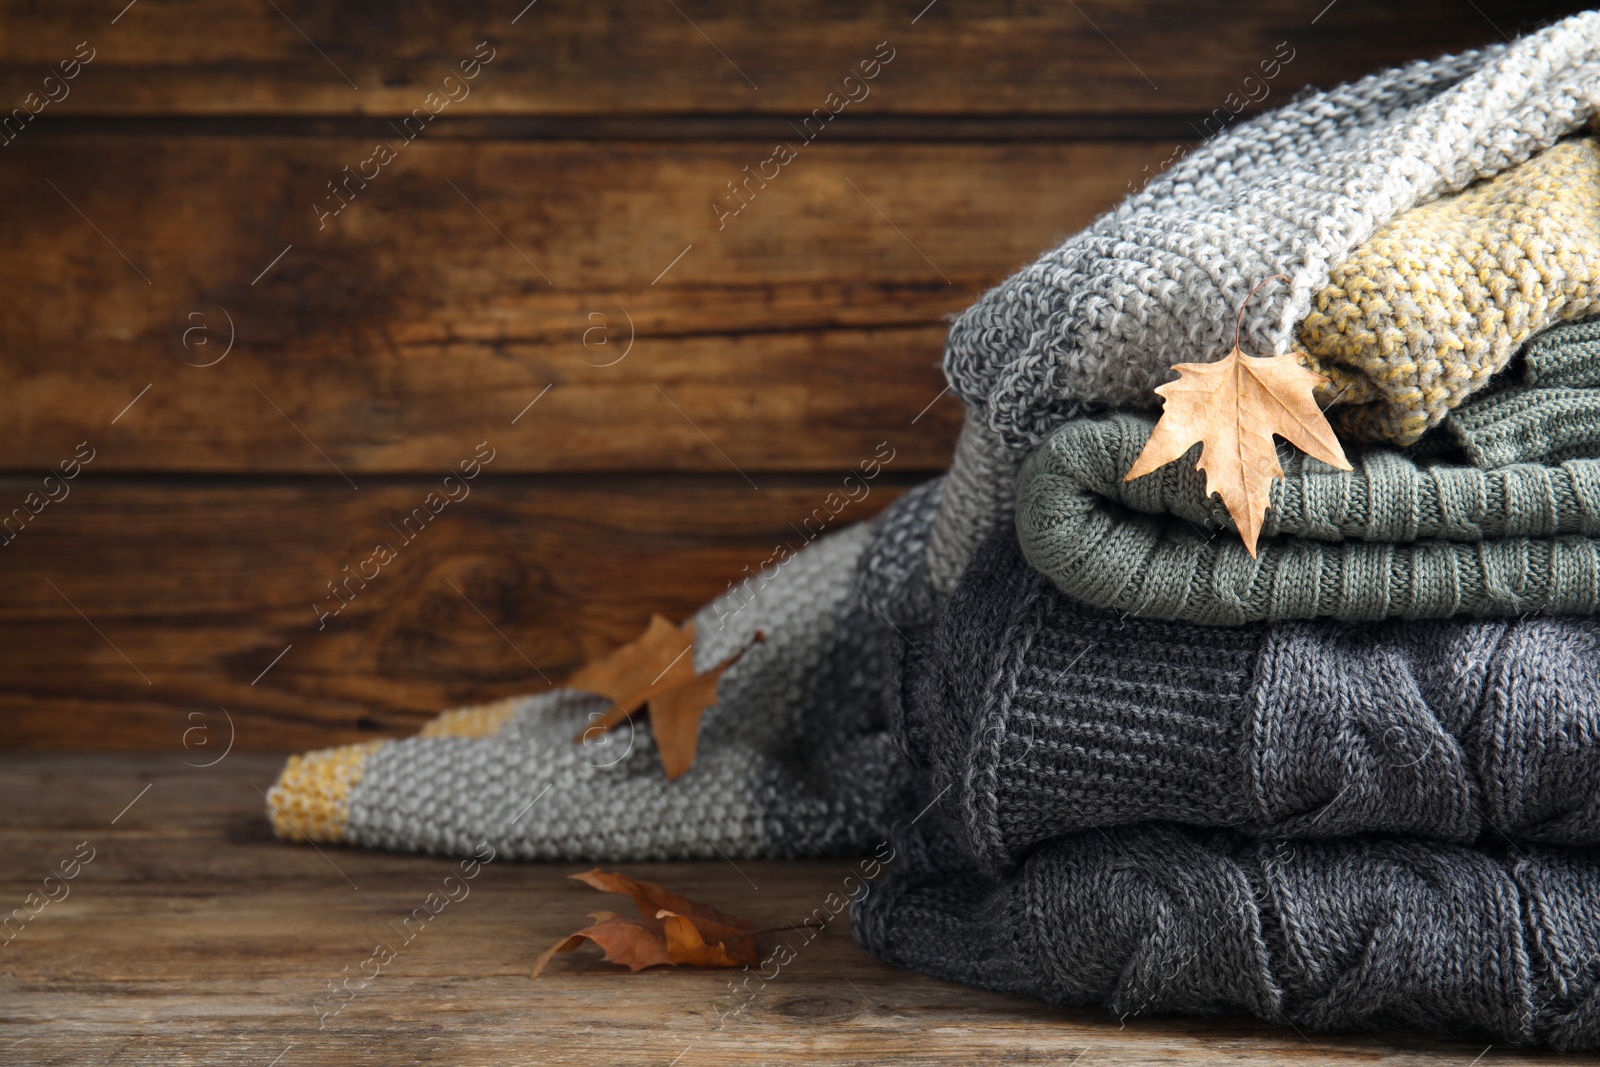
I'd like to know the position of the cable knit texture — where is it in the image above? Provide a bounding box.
[852,815,1600,1050]
[928,14,1600,592]
[1017,327,1600,623]
[1302,138,1600,445]
[901,528,1600,875]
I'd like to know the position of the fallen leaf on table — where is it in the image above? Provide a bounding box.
[1124,275,1352,556]
[567,616,763,780]
[570,868,755,941]
[531,869,760,979]
[530,915,673,978]
[658,911,753,967]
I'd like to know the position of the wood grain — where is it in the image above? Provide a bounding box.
[3,1,1587,772]
[0,137,1174,474]
[0,752,1589,1066]
[0,0,1578,118]
[0,476,913,751]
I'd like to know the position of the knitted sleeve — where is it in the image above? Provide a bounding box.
[853,816,1600,1051]
[902,528,1600,873]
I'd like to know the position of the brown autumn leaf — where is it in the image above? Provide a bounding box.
[530,916,674,978]
[573,620,700,740]
[644,657,743,780]
[566,613,693,708]
[658,911,757,968]
[570,869,756,940]
[531,869,760,979]
[1124,276,1352,557]
[567,616,763,780]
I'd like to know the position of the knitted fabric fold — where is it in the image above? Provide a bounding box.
[264,485,944,859]
[1300,138,1600,445]
[852,814,1600,1050]
[900,527,1600,875]
[927,13,1600,591]
[1016,323,1600,624]
[1018,412,1600,623]
[1447,318,1600,467]
[945,16,1600,450]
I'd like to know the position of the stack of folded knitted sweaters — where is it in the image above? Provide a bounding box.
[269,11,1600,1049]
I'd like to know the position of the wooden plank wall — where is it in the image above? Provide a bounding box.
[0,0,1583,751]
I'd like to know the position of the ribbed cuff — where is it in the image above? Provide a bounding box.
[1520,317,1600,388]
[1446,386,1600,467]
[909,529,1264,873]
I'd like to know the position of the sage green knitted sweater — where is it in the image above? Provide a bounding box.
[1448,319,1600,467]
[1017,321,1600,624]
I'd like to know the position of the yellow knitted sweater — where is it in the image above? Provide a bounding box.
[1301,137,1600,445]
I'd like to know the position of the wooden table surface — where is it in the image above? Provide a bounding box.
[1,752,1592,1066]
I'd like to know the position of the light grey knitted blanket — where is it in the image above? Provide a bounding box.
[925,12,1600,594]
[301,481,941,861]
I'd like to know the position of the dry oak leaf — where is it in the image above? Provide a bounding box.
[1124,278,1352,557]
[567,614,762,780]
[531,869,759,978]
[658,911,749,968]
[531,914,674,977]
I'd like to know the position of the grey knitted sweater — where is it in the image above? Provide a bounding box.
[853,815,1600,1051]
[898,526,1600,876]
[859,523,1600,1049]
[924,12,1600,594]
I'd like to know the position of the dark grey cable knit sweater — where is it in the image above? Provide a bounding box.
[894,529,1600,875]
[858,525,1600,1048]
[853,813,1600,1050]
